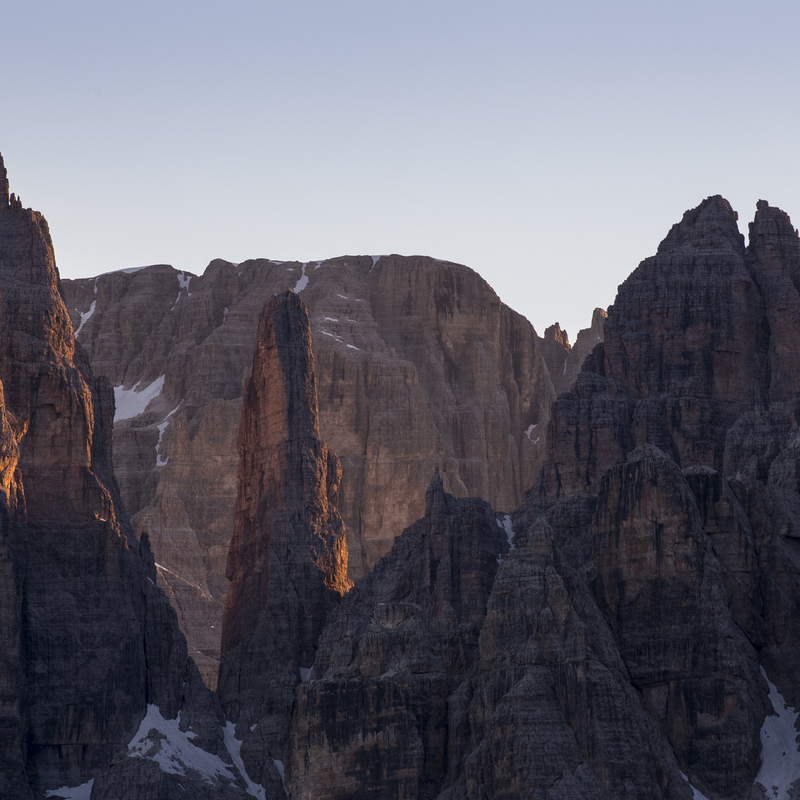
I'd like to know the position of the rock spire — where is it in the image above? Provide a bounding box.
[0,151,8,208]
[218,289,351,795]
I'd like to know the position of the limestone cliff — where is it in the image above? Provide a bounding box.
[540,307,607,396]
[284,197,800,799]
[218,290,351,797]
[532,196,800,798]
[0,151,256,800]
[62,255,553,687]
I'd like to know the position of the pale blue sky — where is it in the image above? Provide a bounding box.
[3,1,799,338]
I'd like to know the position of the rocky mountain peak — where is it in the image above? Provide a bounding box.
[0,151,8,208]
[425,464,449,516]
[588,305,607,335]
[543,321,570,350]
[749,198,800,252]
[657,193,745,256]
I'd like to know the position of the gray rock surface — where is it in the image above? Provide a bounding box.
[218,290,351,798]
[540,307,607,396]
[0,151,254,800]
[282,197,800,799]
[62,254,554,687]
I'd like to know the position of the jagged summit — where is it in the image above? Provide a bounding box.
[657,193,744,255]
[0,151,7,208]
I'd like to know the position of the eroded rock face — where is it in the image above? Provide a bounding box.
[62,255,554,686]
[288,471,699,799]
[218,290,351,797]
[540,307,607,396]
[283,197,800,799]
[0,153,254,800]
[532,196,800,798]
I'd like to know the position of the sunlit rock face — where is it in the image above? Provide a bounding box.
[217,290,351,798]
[62,254,555,687]
[0,152,254,800]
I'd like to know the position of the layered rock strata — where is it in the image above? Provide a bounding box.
[540,306,607,396]
[218,290,351,797]
[288,472,700,799]
[0,152,256,800]
[62,255,554,686]
[284,197,800,799]
[533,196,800,797]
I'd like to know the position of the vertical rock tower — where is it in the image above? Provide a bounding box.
[0,151,8,207]
[219,290,351,791]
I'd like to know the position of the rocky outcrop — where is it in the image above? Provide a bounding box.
[540,307,607,396]
[287,471,509,799]
[287,470,701,799]
[218,290,351,797]
[530,196,800,798]
[281,197,800,799]
[62,255,554,686]
[0,152,258,799]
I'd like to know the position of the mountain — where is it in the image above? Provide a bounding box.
[540,307,608,396]
[217,290,351,796]
[0,151,262,800]
[281,196,800,799]
[61,255,561,687]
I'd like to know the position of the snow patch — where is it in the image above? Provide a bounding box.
[495,514,516,563]
[128,705,235,785]
[370,255,384,269]
[525,424,538,440]
[319,330,361,351]
[294,262,309,293]
[155,404,181,467]
[336,293,348,300]
[45,779,94,800]
[177,271,193,297]
[120,266,147,274]
[313,259,325,270]
[679,771,711,800]
[299,666,311,683]
[223,307,229,322]
[684,465,717,476]
[114,376,165,422]
[755,667,800,799]
[223,721,267,799]
[499,514,516,552]
[323,316,339,322]
[74,300,96,338]
[272,759,289,797]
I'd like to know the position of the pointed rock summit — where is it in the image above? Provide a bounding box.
[218,289,351,794]
[0,151,8,208]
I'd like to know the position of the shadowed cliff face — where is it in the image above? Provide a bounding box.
[531,196,800,798]
[282,197,800,800]
[0,153,254,800]
[218,290,351,797]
